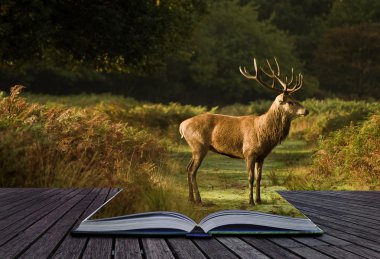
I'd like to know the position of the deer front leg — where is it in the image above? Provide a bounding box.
[255,159,264,204]
[246,157,255,205]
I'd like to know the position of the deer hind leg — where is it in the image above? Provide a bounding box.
[190,149,207,204]
[246,157,255,205]
[255,159,264,204]
[186,159,195,202]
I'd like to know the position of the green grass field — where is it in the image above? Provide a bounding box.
[170,139,311,220]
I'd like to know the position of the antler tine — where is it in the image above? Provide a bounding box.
[239,66,255,79]
[287,73,303,93]
[239,58,283,93]
[287,68,294,85]
[273,57,280,77]
[239,57,305,94]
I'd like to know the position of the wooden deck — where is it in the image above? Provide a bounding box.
[0,189,379,259]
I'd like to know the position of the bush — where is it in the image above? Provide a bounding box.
[0,86,193,213]
[310,112,380,189]
[292,99,380,141]
[285,112,380,190]
[26,93,209,140]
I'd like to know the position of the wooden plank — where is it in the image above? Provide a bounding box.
[0,188,43,199]
[292,236,330,247]
[166,238,206,259]
[303,191,380,206]
[301,211,380,240]
[301,206,380,232]
[0,188,27,198]
[288,191,380,210]
[281,192,380,219]
[242,237,302,259]
[82,237,113,259]
[315,234,352,246]
[287,201,380,229]
[216,237,270,259]
[268,237,331,259]
[193,238,238,258]
[18,188,101,258]
[0,188,91,258]
[0,188,48,205]
[337,244,380,259]
[311,223,380,252]
[114,238,142,259]
[0,189,72,224]
[315,233,380,258]
[280,193,380,221]
[0,189,81,246]
[81,188,119,259]
[141,238,175,259]
[292,236,368,259]
[52,188,113,259]
[0,189,58,215]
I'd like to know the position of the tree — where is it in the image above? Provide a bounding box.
[0,0,207,72]
[314,24,380,98]
[253,0,333,67]
[185,1,317,104]
[327,0,380,27]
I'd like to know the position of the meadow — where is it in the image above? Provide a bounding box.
[0,86,379,219]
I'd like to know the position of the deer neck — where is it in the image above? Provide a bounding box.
[260,103,291,144]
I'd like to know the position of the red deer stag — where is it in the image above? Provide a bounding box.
[179,57,309,205]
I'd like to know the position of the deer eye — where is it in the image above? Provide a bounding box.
[288,102,294,105]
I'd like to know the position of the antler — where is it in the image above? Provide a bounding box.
[239,58,303,94]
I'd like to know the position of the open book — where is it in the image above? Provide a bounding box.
[72,190,323,236]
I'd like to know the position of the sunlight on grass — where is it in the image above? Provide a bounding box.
[171,139,311,220]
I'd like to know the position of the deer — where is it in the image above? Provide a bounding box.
[179,57,309,205]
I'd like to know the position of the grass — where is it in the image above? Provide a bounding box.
[171,139,312,221]
[1,88,379,221]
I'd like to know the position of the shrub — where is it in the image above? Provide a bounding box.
[287,112,380,190]
[0,86,192,212]
[26,93,209,141]
[288,99,380,141]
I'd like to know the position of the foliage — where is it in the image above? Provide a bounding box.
[327,0,380,26]
[309,112,380,190]
[26,93,209,140]
[314,23,380,98]
[0,86,195,212]
[254,0,333,64]
[217,100,272,116]
[187,1,317,104]
[0,0,206,72]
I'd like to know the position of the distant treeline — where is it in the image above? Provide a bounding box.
[1,0,380,104]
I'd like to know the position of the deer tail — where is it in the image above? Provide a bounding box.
[179,122,185,139]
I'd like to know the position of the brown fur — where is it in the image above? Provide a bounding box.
[179,93,308,205]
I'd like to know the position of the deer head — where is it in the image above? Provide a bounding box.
[239,57,309,118]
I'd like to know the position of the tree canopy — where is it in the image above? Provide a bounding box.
[0,0,379,103]
[0,0,206,72]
